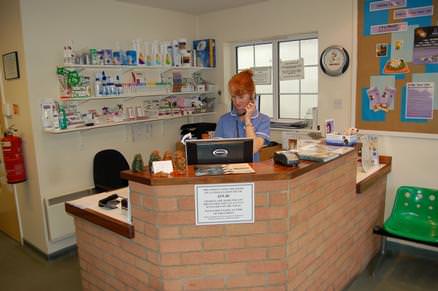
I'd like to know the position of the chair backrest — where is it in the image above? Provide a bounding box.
[93,149,129,193]
[391,186,438,222]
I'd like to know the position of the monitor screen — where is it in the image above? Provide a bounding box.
[186,138,253,165]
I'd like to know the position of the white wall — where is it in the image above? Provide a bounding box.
[0,0,45,250]
[197,0,438,230]
[18,0,208,254]
[375,133,438,219]
[197,0,355,130]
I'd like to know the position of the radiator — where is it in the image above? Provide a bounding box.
[44,188,94,242]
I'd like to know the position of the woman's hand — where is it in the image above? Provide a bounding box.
[244,102,256,123]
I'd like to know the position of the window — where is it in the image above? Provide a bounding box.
[236,35,318,121]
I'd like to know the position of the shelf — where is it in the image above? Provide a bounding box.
[44,112,215,134]
[60,90,216,101]
[61,64,214,73]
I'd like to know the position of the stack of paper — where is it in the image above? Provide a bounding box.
[295,144,354,162]
[222,163,255,174]
[195,163,255,176]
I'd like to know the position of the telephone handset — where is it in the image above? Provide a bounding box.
[238,96,256,117]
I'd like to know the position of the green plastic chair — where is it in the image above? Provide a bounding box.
[372,186,438,275]
[383,186,438,243]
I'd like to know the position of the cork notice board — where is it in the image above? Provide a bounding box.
[356,0,438,134]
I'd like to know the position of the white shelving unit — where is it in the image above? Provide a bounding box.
[44,112,215,134]
[61,64,214,74]
[44,64,217,134]
[61,90,216,101]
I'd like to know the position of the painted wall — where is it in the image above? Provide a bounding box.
[197,0,356,131]
[376,133,438,219]
[0,0,45,250]
[15,0,208,254]
[197,0,438,232]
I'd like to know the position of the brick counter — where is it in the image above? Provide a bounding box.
[73,151,388,290]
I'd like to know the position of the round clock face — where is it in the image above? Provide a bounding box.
[320,46,349,76]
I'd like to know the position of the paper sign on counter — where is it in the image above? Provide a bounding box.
[195,183,254,225]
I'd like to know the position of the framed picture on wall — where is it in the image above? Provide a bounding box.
[2,51,20,80]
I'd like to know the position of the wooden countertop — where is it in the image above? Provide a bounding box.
[121,152,353,186]
[356,155,392,193]
[67,151,391,239]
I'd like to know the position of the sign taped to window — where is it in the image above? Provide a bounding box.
[280,58,304,81]
[252,66,271,85]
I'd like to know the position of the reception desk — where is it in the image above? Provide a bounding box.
[67,150,391,290]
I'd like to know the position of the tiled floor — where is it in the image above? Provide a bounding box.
[0,232,81,291]
[345,248,438,291]
[1,231,437,291]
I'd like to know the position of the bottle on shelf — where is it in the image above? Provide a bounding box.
[95,74,101,97]
[115,75,123,95]
[172,40,181,67]
[63,40,74,65]
[58,105,68,129]
[152,41,160,66]
[101,71,107,96]
[144,41,152,66]
[165,42,173,66]
[107,76,115,95]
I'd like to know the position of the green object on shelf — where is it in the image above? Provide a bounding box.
[57,67,65,75]
[131,154,145,172]
[67,70,80,87]
[383,186,438,243]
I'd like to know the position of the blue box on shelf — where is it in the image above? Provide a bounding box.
[193,39,216,67]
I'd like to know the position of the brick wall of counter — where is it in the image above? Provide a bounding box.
[75,152,386,290]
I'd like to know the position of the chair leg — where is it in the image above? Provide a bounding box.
[370,236,387,277]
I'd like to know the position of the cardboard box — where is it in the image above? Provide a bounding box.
[193,39,216,67]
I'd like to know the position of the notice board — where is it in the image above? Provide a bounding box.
[356,0,438,134]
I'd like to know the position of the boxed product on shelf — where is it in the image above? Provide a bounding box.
[71,85,91,98]
[172,71,183,92]
[190,96,208,113]
[204,96,215,113]
[143,99,160,118]
[326,133,358,146]
[193,39,216,67]
[41,101,57,129]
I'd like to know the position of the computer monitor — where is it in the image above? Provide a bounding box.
[186,138,253,165]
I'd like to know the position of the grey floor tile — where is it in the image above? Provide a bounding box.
[346,251,438,291]
[0,231,82,291]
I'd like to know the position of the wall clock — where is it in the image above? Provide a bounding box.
[320,46,349,76]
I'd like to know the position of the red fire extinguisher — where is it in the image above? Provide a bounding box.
[1,127,26,184]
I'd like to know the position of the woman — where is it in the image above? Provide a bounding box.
[215,70,270,162]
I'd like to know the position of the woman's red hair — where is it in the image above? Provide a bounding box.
[228,69,255,97]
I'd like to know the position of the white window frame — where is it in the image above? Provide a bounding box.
[234,32,319,122]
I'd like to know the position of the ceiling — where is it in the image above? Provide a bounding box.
[116,0,268,15]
